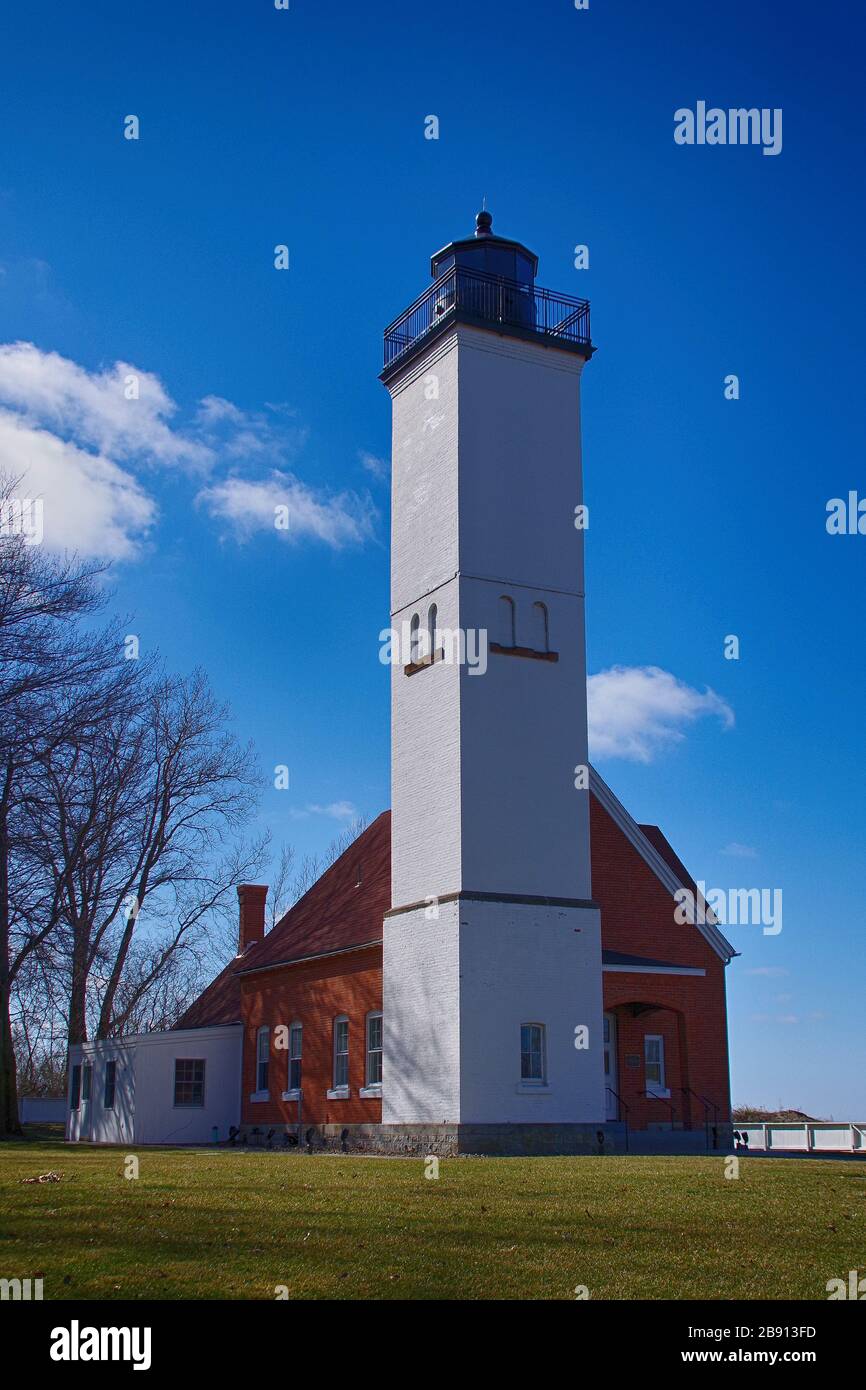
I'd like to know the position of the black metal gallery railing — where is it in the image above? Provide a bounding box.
[383,266,591,369]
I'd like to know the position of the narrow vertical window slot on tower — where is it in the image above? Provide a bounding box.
[533,600,550,653]
[499,594,516,648]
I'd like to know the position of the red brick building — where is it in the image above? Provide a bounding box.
[178,769,735,1140]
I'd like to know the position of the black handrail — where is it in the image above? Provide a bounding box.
[383,265,591,369]
[605,1085,630,1153]
[680,1087,719,1122]
[641,1089,677,1126]
[700,1091,720,1125]
[680,1087,722,1150]
[680,1087,711,1149]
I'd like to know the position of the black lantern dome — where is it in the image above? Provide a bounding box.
[430,210,538,286]
[381,209,592,380]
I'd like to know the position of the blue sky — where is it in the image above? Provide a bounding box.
[1,0,864,1117]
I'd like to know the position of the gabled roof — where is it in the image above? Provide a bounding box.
[176,778,733,1030]
[174,959,244,1029]
[173,812,391,1030]
[589,766,736,963]
[638,823,696,892]
[240,811,390,973]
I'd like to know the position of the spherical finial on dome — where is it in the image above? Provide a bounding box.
[475,209,493,238]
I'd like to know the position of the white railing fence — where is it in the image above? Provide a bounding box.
[735,1121,866,1153]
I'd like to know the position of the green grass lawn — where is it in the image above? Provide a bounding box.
[2,1135,864,1300]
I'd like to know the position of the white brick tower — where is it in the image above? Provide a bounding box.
[380,212,605,1145]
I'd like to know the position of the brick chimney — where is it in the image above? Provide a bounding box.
[237,884,268,955]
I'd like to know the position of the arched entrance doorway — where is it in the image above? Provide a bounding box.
[604,1000,692,1131]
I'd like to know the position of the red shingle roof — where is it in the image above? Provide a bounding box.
[176,808,703,1031]
[638,823,697,893]
[240,810,391,972]
[174,958,244,1030]
[173,811,391,1030]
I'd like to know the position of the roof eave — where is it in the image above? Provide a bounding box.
[589,765,738,964]
[238,937,383,978]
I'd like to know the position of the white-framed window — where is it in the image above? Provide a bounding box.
[174,1058,205,1106]
[103,1059,117,1110]
[289,1022,302,1092]
[333,1016,349,1090]
[644,1034,667,1096]
[70,1064,81,1110]
[256,1026,270,1093]
[520,1023,546,1084]
[82,1063,92,1103]
[366,1012,383,1087]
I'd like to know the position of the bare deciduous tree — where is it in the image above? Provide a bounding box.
[267,843,296,931]
[0,471,109,1135]
[27,667,265,1045]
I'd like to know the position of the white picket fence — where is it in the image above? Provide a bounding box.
[736,1122,866,1154]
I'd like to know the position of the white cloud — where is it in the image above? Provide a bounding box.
[288,800,359,824]
[0,409,155,560]
[0,341,378,561]
[744,967,789,978]
[359,450,389,482]
[0,341,211,470]
[587,665,734,763]
[194,395,308,462]
[0,340,208,559]
[721,842,758,858]
[198,472,376,549]
[195,395,246,427]
[307,801,358,821]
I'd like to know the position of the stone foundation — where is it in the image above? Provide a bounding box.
[232,1121,629,1156]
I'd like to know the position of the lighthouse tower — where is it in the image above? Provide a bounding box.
[380,213,605,1148]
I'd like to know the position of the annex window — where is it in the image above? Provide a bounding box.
[533,600,550,653]
[333,1016,349,1089]
[174,1058,205,1107]
[520,1023,546,1084]
[366,1012,383,1087]
[82,1063,92,1102]
[499,594,516,647]
[70,1064,82,1110]
[256,1026,270,1093]
[644,1035,666,1095]
[289,1023,302,1092]
[103,1059,117,1110]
